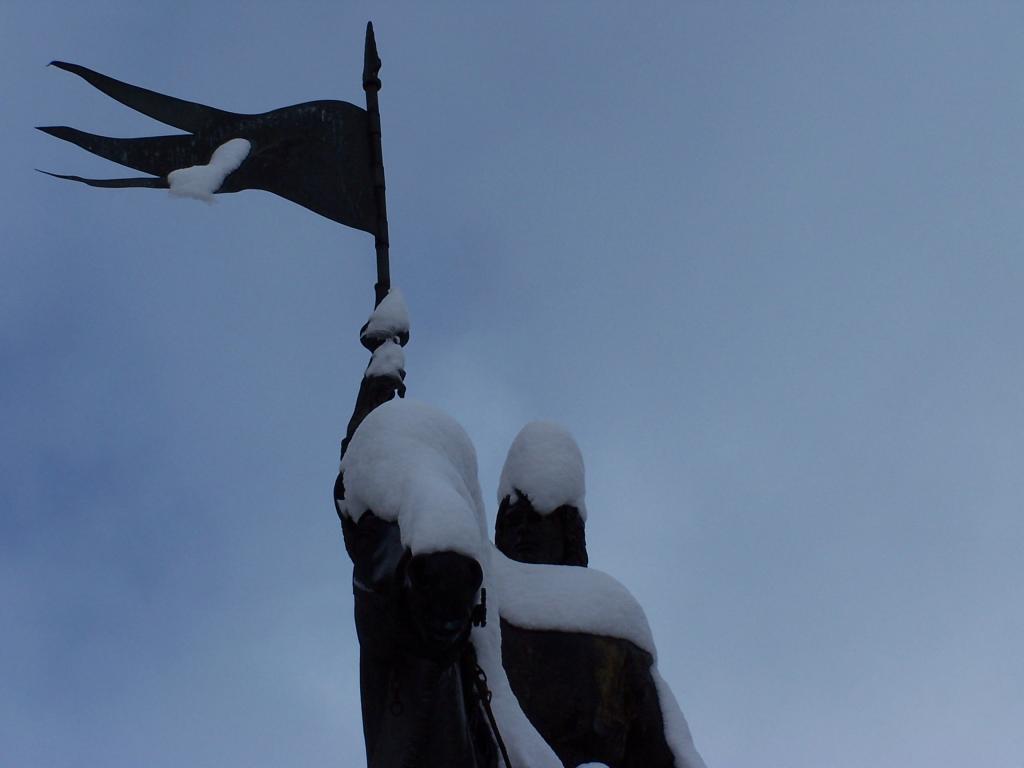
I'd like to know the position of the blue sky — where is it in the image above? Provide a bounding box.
[3,3,1023,766]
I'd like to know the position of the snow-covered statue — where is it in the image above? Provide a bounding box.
[493,422,708,768]
[335,398,566,768]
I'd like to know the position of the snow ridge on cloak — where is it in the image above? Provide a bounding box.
[652,667,709,768]
[498,421,587,519]
[492,552,655,655]
[493,552,709,768]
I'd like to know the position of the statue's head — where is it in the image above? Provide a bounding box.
[495,422,588,567]
[495,493,587,566]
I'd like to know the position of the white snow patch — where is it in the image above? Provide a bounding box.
[168,138,250,202]
[339,399,486,559]
[498,421,586,518]
[364,339,404,380]
[362,287,410,341]
[471,582,563,768]
[492,552,654,653]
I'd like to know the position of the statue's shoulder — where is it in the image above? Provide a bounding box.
[492,553,657,657]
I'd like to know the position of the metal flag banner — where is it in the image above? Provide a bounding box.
[40,22,392,303]
[38,60,377,234]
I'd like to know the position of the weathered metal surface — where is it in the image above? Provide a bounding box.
[501,621,675,768]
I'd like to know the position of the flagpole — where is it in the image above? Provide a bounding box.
[363,21,390,308]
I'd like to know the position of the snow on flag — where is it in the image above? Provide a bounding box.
[37,61,378,234]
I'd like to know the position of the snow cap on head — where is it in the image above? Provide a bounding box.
[498,421,586,520]
[340,399,487,559]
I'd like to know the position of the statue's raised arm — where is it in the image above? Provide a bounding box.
[337,288,410,463]
[331,298,558,768]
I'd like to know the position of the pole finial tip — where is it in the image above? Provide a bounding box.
[363,21,381,89]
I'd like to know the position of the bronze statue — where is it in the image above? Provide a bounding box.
[34,26,711,768]
[494,421,588,568]
[333,311,570,768]
[495,422,707,768]
[335,386,499,766]
[329,294,497,767]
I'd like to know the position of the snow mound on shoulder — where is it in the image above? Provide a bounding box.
[494,551,708,767]
[340,399,487,559]
[492,552,654,654]
[498,421,586,519]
